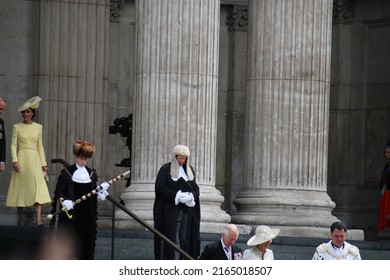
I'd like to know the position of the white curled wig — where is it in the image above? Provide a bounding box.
[170,144,194,181]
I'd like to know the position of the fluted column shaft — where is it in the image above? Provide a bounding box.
[37,0,110,181]
[117,0,230,232]
[233,0,337,237]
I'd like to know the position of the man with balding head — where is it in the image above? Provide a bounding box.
[199,224,243,260]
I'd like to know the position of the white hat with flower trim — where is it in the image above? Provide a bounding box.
[18,96,42,112]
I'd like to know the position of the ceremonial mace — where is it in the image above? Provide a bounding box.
[47,169,130,220]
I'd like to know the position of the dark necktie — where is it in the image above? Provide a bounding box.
[224,247,231,260]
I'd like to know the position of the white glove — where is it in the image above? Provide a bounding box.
[178,192,189,203]
[185,200,196,207]
[97,189,109,201]
[179,192,195,204]
[184,193,195,207]
[62,199,73,211]
[175,190,182,205]
[100,182,110,191]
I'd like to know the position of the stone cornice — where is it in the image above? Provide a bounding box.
[221,0,248,4]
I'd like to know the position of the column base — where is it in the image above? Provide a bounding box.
[232,188,364,239]
[115,183,231,233]
[271,225,364,240]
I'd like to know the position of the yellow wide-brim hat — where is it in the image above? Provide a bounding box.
[18,96,42,112]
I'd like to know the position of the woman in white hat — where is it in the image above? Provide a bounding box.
[243,225,280,260]
[6,96,51,226]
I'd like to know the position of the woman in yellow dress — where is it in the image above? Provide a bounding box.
[6,96,51,226]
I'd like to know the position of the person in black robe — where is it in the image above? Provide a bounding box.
[0,97,6,172]
[378,141,390,232]
[153,144,201,260]
[50,140,109,260]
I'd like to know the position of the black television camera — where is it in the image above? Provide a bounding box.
[109,115,132,138]
[109,114,132,169]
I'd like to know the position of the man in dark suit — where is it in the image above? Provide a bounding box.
[0,97,6,171]
[199,224,243,260]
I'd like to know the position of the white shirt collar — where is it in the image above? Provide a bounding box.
[171,165,189,181]
[179,165,188,181]
[72,164,91,183]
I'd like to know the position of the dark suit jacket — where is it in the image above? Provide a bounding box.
[199,239,243,260]
[0,118,5,162]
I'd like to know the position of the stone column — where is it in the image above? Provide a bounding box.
[233,0,361,239]
[37,0,110,178]
[223,5,248,212]
[26,0,114,226]
[116,0,231,233]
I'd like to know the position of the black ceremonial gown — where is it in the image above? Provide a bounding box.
[51,164,98,260]
[0,118,5,163]
[153,162,201,259]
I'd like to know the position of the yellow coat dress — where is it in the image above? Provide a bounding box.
[6,122,51,207]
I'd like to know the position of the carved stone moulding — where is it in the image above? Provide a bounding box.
[333,0,354,24]
[110,0,125,22]
[226,5,248,32]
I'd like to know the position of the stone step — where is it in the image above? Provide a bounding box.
[1,225,390,260]
[95,229,390,260]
